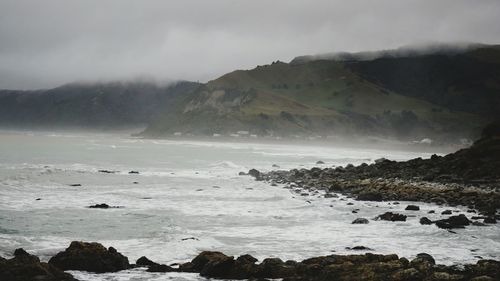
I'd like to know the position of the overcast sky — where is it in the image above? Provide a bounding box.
[1,0,499,90]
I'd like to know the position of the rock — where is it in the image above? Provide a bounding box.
[316,161,325,164]
[88,203,110,209]
[48,241,130,273]
[238,172,246,176]
[410,253,435,273]
[255,258,296,279]
[352,218,369,224]
[376,212,407,222]
[69,184,81,187]
[0,248,76,281]
[484,217,497,224]
[356,191,383,201]
[346,246,372,251]
[98,170,117,174]
[147,263,175,272]
[470,276,495,281]
[324,193,337,198]
[374,158,389,164]
[179,251,232,273]
[136,256,158,267]
[128,171,139,174]
[248,169,263,180]
[435,214,470,229]
[430,272,464,280]
[391,268,422,280]
[428,210,435,214]
[441,210,452,215]
[272,164,280,168]
[405,205,420,211]
[420,217,433,225]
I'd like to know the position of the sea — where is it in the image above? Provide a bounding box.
[0,130,498,280]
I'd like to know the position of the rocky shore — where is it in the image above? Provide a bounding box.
[1,241,499,281]
[255,123,500,217]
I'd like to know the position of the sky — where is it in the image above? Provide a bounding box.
[0,0,500,90]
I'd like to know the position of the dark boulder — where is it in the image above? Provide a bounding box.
[48,241,130,273]
[352,218,369,224]
[420,217,433,225]
[147,263,175,272]
[441,210,452,215]
[136,256,158,267]
[88,203,110,209]
[435,214,470,229]
[484,217,497,224]
[376,212,407,222]
[0,248,76,281]
[255,258,296,279]
[248,169,263,180]
[405,205,420,211]
[410,253,435,273]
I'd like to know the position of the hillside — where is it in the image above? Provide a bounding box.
[143,45,500,142]
[0,81,200,129]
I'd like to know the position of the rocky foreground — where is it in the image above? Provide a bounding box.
[253,123,500,217]
[1,241,499,281]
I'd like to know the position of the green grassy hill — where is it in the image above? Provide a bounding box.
[145,45,499,142]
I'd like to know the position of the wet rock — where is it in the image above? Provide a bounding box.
[316,161,325,164]
[88,203,110,209]
[435,214,470,229]
[410,253,435,273]
[69,184,81,187]
[128,171,139,174]
[255,258,296,279]
[147,263,175,272]
[484,217,497,224]
[441,210,453,215]
[136,256,158,267]
[428,210,436,214]
[420,217,433,225]
[405,205,420,211]
[430,272,464,280]
[272,164,280,168]
[238,171,246,176]
[87,203,122,209]
[356,191,383,201]
[352,218,369,224]
[48,241,130,273]
[248,169,263,181]
[346,246,372,251]
[0,248,76,281]
[98,170,117,174]
[376,212,407,222]
[391,267,422,280]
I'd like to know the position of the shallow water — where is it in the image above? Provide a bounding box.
[0,130,499,280]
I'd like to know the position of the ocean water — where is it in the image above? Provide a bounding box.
[0,130,499,281]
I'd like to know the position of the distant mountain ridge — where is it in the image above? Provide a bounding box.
[143,44,500,142]
[1,43,499,143]
[0,81,200,129]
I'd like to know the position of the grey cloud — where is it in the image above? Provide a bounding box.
[0,0,499,89]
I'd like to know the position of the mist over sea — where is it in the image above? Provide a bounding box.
[1,130,499,281]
